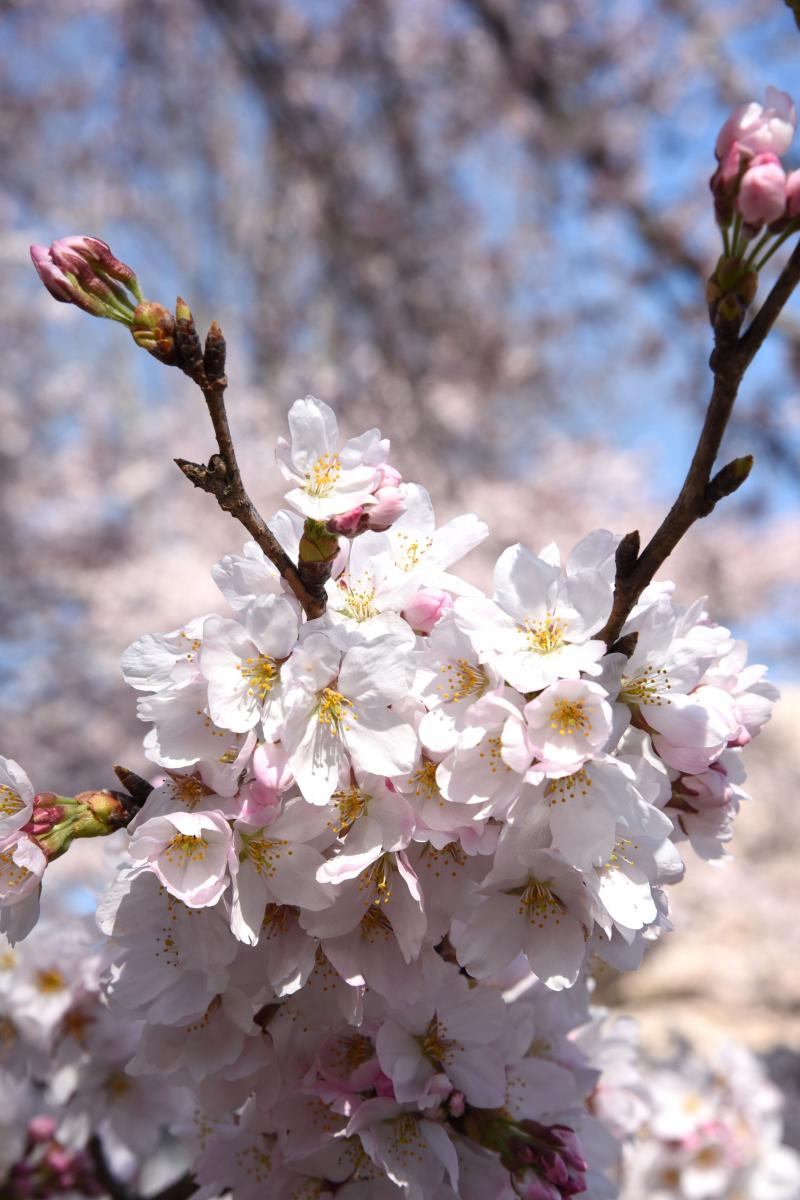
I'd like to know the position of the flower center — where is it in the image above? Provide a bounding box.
[243,835,289,878]
[395,531,433,572]
[360,903,392,940]
[545,769,592,805]
[239,654,278,701]
[0,785,23,818]
[411,760,439,799]
[437,658,489,703]
[164,833,208,865]
[549,699,591,737]
[621,665,672,707]
[360,854,393,905]
[420,1015,456,1069]
[338,1034,374,1073]
[106,1070,132,1098]
[524,613,567,654]
[262,904,293,936]
[331,786,369,835]
[340,582,378,622]
[513,878,565,924]
[317,688,355,734]
[171,774,208,810]
[36,968,66,994]
[306,452,342,496]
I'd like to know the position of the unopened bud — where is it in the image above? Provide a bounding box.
[326,506,369,538]
[131,301,178,364]
[203,320,227,381]
[702,454,754,514]
[24,789,130,861]
[28,1116,57,1144]
[367,485,406,531]
[299,519,341,566]
[402,588,453,634]
[31,237,142,324]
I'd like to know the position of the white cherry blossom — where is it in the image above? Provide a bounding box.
[199,596,300,736]
[128,810,234,908]
[276,395,388,519]
[280,632,419,806]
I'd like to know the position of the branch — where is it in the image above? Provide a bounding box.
[88,1137,133,1200]
[171,302,326,618]
[88,1136,196,1200]
[598,240,800,648]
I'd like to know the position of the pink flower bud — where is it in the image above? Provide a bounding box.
[447,1090,466,1118]
[28,1115,57,1144]
[30,236,143,325]
[373,463,403,490]
[366,485,406,531]
[402,588,453,633]
[737,154,787,227]
[30,245,106,315]
[716,87,796,160]
[54,236,142,295]
[325,505,369,538]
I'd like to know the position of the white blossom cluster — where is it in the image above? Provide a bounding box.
[618,1038,800,1199]
[0,397,784,1199]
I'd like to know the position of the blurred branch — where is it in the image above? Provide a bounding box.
[600,241,800,647]
[88,1137,196,1200]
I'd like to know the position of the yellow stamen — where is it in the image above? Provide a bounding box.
[317,688,355,734]
[549,698,591,737]
[437,658,489,703]
[524,612,567,654]
[305,452,342,497]
[239,654,278,702]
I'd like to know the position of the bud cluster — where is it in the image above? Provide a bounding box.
[708,88,800,326]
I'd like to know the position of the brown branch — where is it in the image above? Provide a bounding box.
[171,302,326,618]
[599,240,800,648]
[88,1136,134,1200]
[88,1136,195,1200]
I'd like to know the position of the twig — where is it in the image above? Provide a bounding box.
[88,1136,134,1200]
[598,240,800,648]
[171,303,326,618]
[88,1135,196,1200]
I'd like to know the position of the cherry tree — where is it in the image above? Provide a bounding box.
[0,85,798,1199]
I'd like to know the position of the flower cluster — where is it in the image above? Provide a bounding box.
[0,393,780,1199]
[711,87,798,231]
[619,1039,800,1199]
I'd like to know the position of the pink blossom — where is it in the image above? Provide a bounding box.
[326,505,369,537]
[402,587,453,633]
[737,154,787,227]
[366,484,406,530]
[715,87,796,160]
[128,810,233,908]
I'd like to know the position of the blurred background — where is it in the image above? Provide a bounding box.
[1,0,799,1147]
